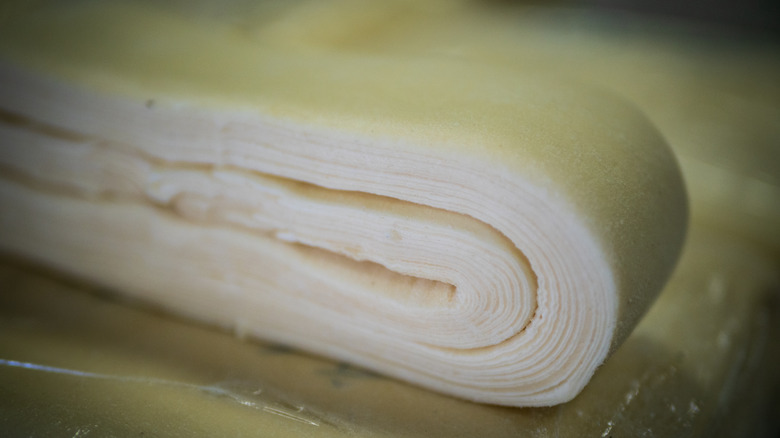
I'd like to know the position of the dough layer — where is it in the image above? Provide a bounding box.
[0,0,688,405]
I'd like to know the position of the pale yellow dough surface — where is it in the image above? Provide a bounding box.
[0,0,688,405]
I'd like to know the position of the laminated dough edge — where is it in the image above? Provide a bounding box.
[0,0,688,405]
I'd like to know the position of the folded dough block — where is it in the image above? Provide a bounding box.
[0,0,687,405]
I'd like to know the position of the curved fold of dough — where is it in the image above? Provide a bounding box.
[0,0,688,405]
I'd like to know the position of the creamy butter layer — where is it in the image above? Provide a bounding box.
[0,0,687,405]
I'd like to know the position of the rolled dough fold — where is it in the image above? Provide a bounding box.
[0,0,687,405]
